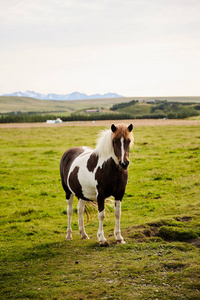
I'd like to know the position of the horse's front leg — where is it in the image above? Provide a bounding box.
[78,199,89,239]
[114,200,126,244]
[97,197,109,246]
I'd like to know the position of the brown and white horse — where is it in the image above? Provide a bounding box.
[60,123,133,246]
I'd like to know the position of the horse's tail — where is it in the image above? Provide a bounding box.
[84,199,115,225]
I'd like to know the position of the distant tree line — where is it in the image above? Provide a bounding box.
[110,100,138,110]
[0,112,166,123]
[0,112,133,123]
[1,111,199,123]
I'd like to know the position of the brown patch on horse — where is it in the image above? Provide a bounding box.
[87,153,99,172]
[111,138,121,161]
[68,164,91,201]
[124,138,132,153]
[68,166,87,200]
[95,158,128,211]
[60,147,85,198]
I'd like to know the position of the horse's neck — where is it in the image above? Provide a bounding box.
[93,146,118,164]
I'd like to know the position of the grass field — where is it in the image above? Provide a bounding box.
[0,122,200,299]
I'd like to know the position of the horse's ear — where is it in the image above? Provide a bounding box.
[111,124,117,132]
[128,124,133,132]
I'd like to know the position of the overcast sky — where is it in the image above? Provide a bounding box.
[0,0,200,97]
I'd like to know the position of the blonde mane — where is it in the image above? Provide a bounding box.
[94,128,115,160]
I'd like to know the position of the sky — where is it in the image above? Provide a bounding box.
[0,0,200,97]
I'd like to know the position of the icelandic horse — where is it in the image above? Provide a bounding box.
[60,123,133,246]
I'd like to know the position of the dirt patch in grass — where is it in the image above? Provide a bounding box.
[174,216,193,222]
[127,216,200,248]
[190,238,200,248]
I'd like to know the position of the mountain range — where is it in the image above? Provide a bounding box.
[2,90,122,101]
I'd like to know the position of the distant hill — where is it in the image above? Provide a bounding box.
[2,90,122,101]
[0,96,131,113]
[1,95,200,114]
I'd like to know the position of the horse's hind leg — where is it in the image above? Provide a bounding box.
[78,199,89,239]
[66,194,74,240]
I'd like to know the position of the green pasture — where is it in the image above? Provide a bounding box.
[0,124,200,299]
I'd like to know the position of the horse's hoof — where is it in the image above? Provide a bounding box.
[82,235,90,240]
[66,237,73,240]
[99,241,110,247]
[116,239,126,244]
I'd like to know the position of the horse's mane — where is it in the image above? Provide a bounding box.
[94,128,115,160]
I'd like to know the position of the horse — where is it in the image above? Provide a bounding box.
[60,123,133,246]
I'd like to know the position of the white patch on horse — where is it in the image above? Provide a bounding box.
[67,147,93,197]
[120,137,125,164]
[77,155,111,200]
[67,147,97,200]
[78,163,98,200]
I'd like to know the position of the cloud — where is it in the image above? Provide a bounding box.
[1,0,200,46]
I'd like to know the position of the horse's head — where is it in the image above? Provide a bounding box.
[111,123,133,170]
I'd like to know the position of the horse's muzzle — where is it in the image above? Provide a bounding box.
[119,160,129,170]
